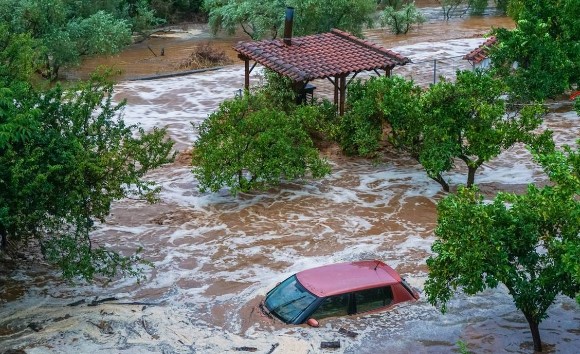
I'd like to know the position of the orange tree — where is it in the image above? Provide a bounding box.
[0,70,174,281]
[192,92,332,195]
[425,142,580,352]
[338,71,551,191]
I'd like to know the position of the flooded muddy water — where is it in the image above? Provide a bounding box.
[1,7,579,354]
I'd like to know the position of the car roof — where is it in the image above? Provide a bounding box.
[295,260,402,297]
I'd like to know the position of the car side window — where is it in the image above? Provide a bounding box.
[355,286,393,314]
[311,293,350,319]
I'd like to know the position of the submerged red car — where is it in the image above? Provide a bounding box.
[261,260,419,326]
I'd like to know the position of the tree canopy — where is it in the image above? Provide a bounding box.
[203,0,376,39]
[380,1,426,35]
[425,141,580,352]
[0,70,175,280]
[192,91,332,195]
[339,71,551,191]
[490,0,580,102]
[0,0,172,80]
[0,4,178,282]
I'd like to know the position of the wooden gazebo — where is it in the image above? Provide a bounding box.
[233,28,411,115]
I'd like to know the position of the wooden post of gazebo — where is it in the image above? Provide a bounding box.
[339,76,346,116]
[244,58,250,90]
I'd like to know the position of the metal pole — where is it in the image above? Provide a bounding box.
[433,59,437,84]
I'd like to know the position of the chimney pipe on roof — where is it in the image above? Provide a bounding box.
[283,7,294,45]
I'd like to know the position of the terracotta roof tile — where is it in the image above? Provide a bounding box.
[464,36,498,64]
[234,28,410,82]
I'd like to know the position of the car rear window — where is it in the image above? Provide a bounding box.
[311,293,351,319]
[355,286,393,313]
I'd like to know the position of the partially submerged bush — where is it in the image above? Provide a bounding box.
[380,1,426,35]
[179,43,233,69]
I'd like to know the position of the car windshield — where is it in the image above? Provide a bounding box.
[264,275,318,323]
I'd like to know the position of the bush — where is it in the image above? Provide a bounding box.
[179,43,233,69]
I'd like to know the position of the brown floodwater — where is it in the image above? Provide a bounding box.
[2,6,579,354]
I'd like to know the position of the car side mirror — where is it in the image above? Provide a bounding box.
[306,318,319,327]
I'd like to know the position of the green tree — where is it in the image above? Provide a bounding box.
[490,0,580,102]
[0,73,175,280]
[291,0,375,38]
[425,142,580,352]
[203,0,376,40]
[340,71,550,191]
[436,0,466,20]
[380,1,425,35]
[418,70,550,190]
[192,92,331,195]
[0,24,37,85]
[42,11,132,79]
[0,0,147,80]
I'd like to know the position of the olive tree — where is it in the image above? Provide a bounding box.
[203,0,376,40]
[380,1,425,35]
[0,73,175,281]
[192,92,331,195]
[425,141,580,352]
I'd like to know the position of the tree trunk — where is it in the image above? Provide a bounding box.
[0,225,6,250]
[466,166,477,187]
[430,173,450,192]
[524,312,543,352]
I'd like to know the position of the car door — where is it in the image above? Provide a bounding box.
[354,286,394,314]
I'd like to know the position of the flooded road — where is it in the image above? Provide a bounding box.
[1,7,579,354]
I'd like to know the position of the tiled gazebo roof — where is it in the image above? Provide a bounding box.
[464,36,497,64]
[234,28,410,82]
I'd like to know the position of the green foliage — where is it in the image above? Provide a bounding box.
[203,0,285,40]
[0,0,157,80]
[203,0,376,40]
[150,0,206,22]
[338,71,550,191]
[192,92,331,195]
[468,0,487,16]
[0,24,37,85]
[290,0,376,38]
[425,141,580,349]
[130,0,166,35]
[339,75,422,157]
[456,340,472,354]
[494,0,509,14]
[380,1,425,35]
[0,74,175,281]
[418,70,548,189]
[260,68,298,111]
[490,0,580,102]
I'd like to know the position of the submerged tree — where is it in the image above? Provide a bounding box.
[339,71,550,191]
[380,1,425,35]
[192,92,332,195]
[425,142,580,352]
